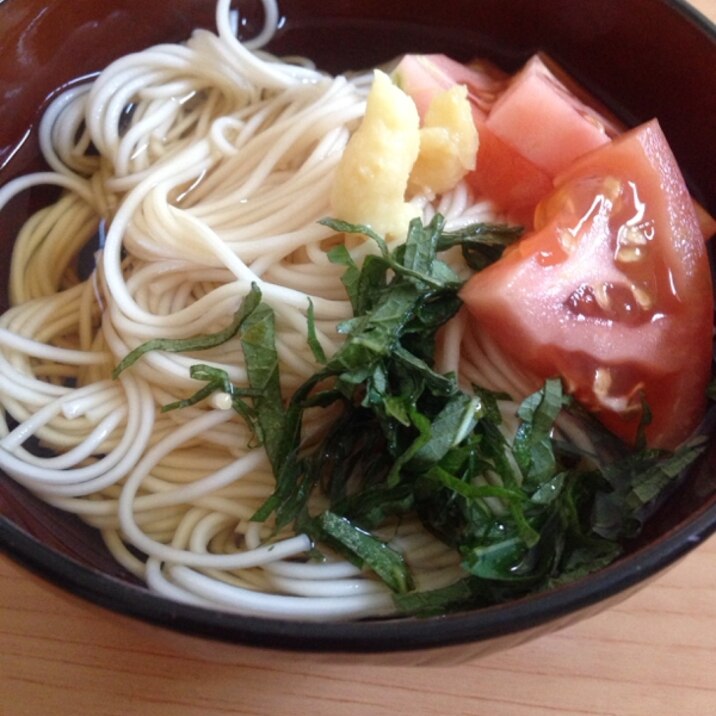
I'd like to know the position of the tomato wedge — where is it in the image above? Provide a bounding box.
[392,53,507,117]
[460,120,713,450]
[395,53,623,228]
[484,55,616,176]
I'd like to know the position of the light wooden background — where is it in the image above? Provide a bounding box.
[2,1,715,714]
[2,536,715,715]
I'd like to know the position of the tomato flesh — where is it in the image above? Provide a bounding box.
[460,120,713,450]
[485,55,613,176]
[464,126,553,228]
[394,54,553,226]
[395,53,623,228]
[393,53,507,117]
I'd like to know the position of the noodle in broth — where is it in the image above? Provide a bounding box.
[0,0,514,620]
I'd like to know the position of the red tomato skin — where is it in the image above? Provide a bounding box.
[394,53,620,229]
[694,201,716,240]
[485,55,612,176]
[464,124,553,229]
[393,54,552,227]
[393,53,506,117]
[460,120,713,450]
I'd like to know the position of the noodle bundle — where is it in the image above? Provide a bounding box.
[0,0,504,620]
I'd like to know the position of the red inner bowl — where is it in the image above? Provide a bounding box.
[1,0,715,656]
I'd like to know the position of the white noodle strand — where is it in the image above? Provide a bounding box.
[0,0,530,620]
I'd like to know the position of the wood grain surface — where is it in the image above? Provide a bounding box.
[2,1,715,714]
[2,535,715,715]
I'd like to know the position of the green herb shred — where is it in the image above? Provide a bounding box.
[114,214,707,615]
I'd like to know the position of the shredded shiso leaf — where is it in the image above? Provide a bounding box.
[115,215,706,615]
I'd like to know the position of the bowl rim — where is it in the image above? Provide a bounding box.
[1,0,715,656]
[2,498,716,653]
[668,0,716,30]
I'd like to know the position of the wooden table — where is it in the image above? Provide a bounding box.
[2,1,716,713]
[2,536,715,715]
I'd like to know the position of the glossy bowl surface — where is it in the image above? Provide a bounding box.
[1,0,715,662]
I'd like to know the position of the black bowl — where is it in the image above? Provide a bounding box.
[1,0,715,663]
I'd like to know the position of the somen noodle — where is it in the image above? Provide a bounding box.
[0,0,511,620]
[4,0,704,622]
